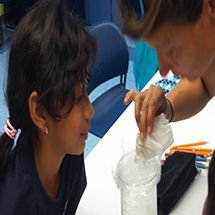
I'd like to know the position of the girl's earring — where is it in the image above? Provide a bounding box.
[44,127,48,135]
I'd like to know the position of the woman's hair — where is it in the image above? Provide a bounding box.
[0,0,96,176]
[119,0,203,39]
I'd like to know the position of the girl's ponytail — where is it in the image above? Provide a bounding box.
[0,118,18,177]
[0,133,14,177]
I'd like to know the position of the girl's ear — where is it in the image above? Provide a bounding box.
[207,0,215,14]
[29,91,47,134]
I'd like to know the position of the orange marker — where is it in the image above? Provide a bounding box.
[172,141,208,149]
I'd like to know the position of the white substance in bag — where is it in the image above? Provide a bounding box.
[136,113,174,161]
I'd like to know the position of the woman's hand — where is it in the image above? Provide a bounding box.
[124,84,172,141]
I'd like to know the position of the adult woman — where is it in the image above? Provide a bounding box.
[119,0,215,214]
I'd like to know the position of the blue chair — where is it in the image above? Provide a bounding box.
[0,0,13,47]
[87,22,131,138]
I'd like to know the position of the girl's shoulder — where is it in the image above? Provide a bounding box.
[0,152,34,214]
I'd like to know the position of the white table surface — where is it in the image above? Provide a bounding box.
[76,72,215,215]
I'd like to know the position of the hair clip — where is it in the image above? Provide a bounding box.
[4,117,18,140]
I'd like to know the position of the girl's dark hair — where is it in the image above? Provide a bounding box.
[119,0,203,39]
[0,0,96,176]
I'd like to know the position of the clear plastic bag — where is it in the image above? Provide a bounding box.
[136,113,174,161]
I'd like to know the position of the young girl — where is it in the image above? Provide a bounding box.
[0,0,96,214]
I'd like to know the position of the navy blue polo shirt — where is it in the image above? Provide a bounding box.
[0,136,86,215]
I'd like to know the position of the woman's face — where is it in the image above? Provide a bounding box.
[145,1,215,80]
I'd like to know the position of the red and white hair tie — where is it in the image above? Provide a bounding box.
[4,118,18,140]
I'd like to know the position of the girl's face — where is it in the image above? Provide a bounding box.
[145,1,215,80]
[46,84,94,156]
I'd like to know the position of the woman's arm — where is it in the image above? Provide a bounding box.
[167,77,211,122]
[124,77,211,140]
